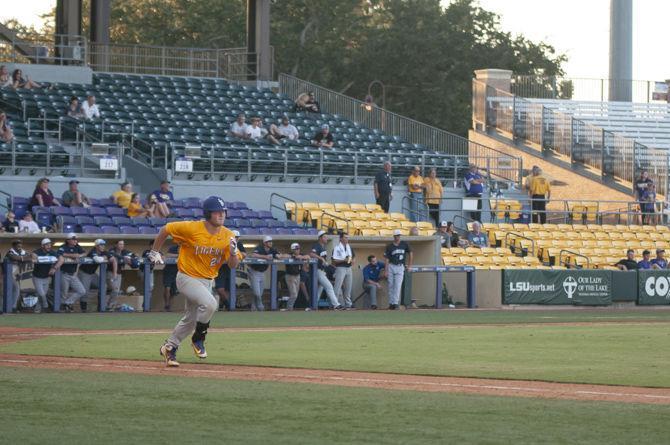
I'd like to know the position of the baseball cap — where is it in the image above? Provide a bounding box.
[41,238,52,245]
[290,242,300,250]
[393,229,402,236]
[317,230,327,238]
[66,232,77,239]
[94,239,106,246]
[160,180,170,185]
[439,221,448,227]
[657,248,665,254]
[643,249,651,255]
[321,124,329,130]
[121,181,130,187]
[232,230,241,237]
[263,235,273,243]
[68,179,79,185]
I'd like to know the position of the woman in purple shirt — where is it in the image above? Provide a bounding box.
[30,177,60,209]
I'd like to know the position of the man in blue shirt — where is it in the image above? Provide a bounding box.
[362,255,385,310]
[464,164,485,222]
[638,250,652,270]
[150,180,174,218]
[651,249,667,269]
[467,222,489,248]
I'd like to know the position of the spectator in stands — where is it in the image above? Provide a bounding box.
[128,193,156,218]
[332,232,355,309]
[81,95,101,120]
[638,250,652,270]
[61,180,91,208]
[311,124,334,148]
[229,113,249,139]
[467,221,488,248]
[651,249,667,269]
[641,183,657,225]
[294,92,320,113]
[0,111,14,142]
[285,242,311,310]
[635,170,654,225]
[18,213,40,234]
[12,68,42,89]
[423,168,443,227]
[246,117,271,143]
[0,65,12,88]
[248,236,285,311]
[374,161,393,213]
[2,210,19,233]
[310,230,342,309]
[526,166,551,224]
[78,239,118,313]
[259,118,280,145]
[362,254,385,310]
[407,166,425,222]
[108,240,137,310]
[464,164,485,222]
[31,238,57,312]
[615,249,639,271]
[51,233,86,312]
[30,177,60,209]
[436,221,459,248]
[149,180,173,217]
[6,240,30,312]
[66,96,84,119]
[384,229,413,310]
[111,182,133,209]
[269,115,299,143]
[161,244,180,311]
[409,227,419,236]
[215,230,246,311]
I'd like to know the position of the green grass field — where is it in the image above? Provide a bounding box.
[2,309,669,444]
[2,366,669,445]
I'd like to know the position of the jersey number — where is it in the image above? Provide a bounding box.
[210,257,220,267]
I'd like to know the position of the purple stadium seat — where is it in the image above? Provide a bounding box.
[88,198,100,206]
[192,208,204,218]
[35,212,53,227]
[100,225,120,234]
[240,227,260,235]
[130,217,151,226]
[138,226,158,235]
[166,217,181,223]
[57,215,76,226]
[112,216,131,226]
[175,208,195,218]
[81,225,102,234]
[106,207,126,217]
[183,197,202,208]
[282,220,299,228]
[50,206,72,216]
[11,204,28,219]
[273,228,292,235]
[119,225,139,234]
[75,216,94,226]
[89,207,107,216]
[62,222,77,232]
[250,219,267,228]
[227,209,242,219]
[94,216,113,226]
[228,201,248,210]
[240,210,258,219]
[98,198,115,207]
[232,218,250,228]
[30,206,49,216]
[149,217,167,226]
[305,228,319,235]
[70,207,89,216]
[12,197,28,206]
[256,210,273,219]
[170,199,184,208]
[266,220,282,228]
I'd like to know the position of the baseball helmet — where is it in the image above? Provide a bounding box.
[203,196,227,219]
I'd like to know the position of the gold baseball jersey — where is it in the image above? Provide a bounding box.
[165,221,239,279]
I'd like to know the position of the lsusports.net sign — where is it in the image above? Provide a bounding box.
[503,270,612,305]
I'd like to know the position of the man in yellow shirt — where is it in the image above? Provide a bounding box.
[407,166,425,222]
[526,166,551,224]
[423,168,443,227]
[147,196,241,367]
[111,182,133,209]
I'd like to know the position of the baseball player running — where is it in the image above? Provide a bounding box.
[148,196,241,367]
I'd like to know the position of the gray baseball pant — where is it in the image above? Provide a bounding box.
[387,263,405,305]
[106,272,122,308]
[247,268,266,311]
[61,273,87,305]
[78,271,99,303]
[316,269,339,307]
[363,282,380,307]
[333,267,353,307]
[32,276,51,308]
[166,272,217,349]
[285,273,300,310]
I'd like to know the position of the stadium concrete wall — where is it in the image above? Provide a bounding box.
[4,63,93,85]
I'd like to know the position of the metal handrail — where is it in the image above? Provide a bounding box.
[559,249,591,269]
[504,231,536,257]
[269,192,298,222]
[318,211,350,235]
[0,33,87,66]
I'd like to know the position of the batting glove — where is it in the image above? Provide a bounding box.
[230,237,239,255]
[147,249,164,265]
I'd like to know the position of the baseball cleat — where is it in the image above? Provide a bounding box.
[160,344,179,367]
[191,339,207,359]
